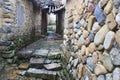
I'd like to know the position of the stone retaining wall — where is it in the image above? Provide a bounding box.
[63,0,120,79]
[0,0,41,64]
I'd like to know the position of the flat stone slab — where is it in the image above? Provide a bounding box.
[48,51,62,59]
[18,63,30,70]
[32,49,49,57]
[30,58,61,65]
[49,51,62,55]
[30,58,46,64]
[25,68,58,80]
[18,70,26,76]
[17,49,33,58]
[44,63,62,70]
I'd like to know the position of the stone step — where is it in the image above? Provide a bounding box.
[30,58,61,65]
[32,49,62,59]
[47,51,62,59]
[44,63,62,71]
[30,58,61,69]
[18,63,30,70]
[16,49,33,59]
[32,49,49,57]
[29,58,47,69]
[25,68,58,80]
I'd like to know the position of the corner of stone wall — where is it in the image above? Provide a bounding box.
[63,0,120,79]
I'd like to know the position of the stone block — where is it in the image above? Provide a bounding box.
[2,9,11,14]
[4,5,14,11]
[2,13,11,18]
[83,30,89,39]
[0,41,10,46]
[68,18,73,24]
[88,32,94,42]
[25,68,58,80]
[88,42,96,53]
[80,19,88,28]
[48,51,61,59]
[104,0,113,15]
[3,2,11,6]
[94,25,109,45]
[2,50,15,58]
[103,31,115,50]
[94,64,107,75]
[113,0,120,9]
[86,57,96,71]
[102,51,113,72]
[88,3,95,12]
[73,58,79,68]
[110,48,120,66]
[113,68,120,80]
[94,4,106,25]
[32,49,49,57]
[97,75,105,80]
[44,63,62,70]
[92,22,101,33]
[3,18,14,23]
[16,49,33,59]
[105,73,113,80]
[115,13,120,26]
[87,15,95,31]
[18,63,30,70]
[106,13,116,30]
[77,63,83,79]
[75,21,81,29]
[79,35,85,45]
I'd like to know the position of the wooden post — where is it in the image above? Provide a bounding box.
[56,9,65,37]
[41,9,48,35]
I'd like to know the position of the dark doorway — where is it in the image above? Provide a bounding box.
[41,9,65,39]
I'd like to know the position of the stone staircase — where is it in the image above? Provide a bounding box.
[0,31,66,80]
[17,40,63,80]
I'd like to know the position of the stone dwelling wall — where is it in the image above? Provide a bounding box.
[34,9,42,38]
[0,0,41,64]
[63,0,120,79]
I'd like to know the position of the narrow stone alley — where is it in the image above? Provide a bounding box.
[1,0,120,80]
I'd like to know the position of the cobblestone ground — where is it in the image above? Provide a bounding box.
[0,32,65,80]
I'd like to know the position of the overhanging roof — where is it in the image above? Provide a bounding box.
[29,0,65,12]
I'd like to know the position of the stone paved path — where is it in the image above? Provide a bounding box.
[0,32,64,80]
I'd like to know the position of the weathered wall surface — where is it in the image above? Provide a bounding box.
[63,0,120,79]
[0,0,41,64]
[34,9,41,38]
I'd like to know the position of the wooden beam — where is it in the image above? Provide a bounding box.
[28,0,66,13]
[54,5,65,12]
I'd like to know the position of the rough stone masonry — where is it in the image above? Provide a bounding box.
[0,0,41,64]
[63,0,120,80]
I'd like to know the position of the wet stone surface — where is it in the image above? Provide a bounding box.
[0,35,64,80]
[44,63,62,70]
[26,68,58,80]
[32,49,49,57]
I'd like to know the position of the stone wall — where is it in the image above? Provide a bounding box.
[63,0,120,79]
[34,9,42,38]
[0,0,41,64]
